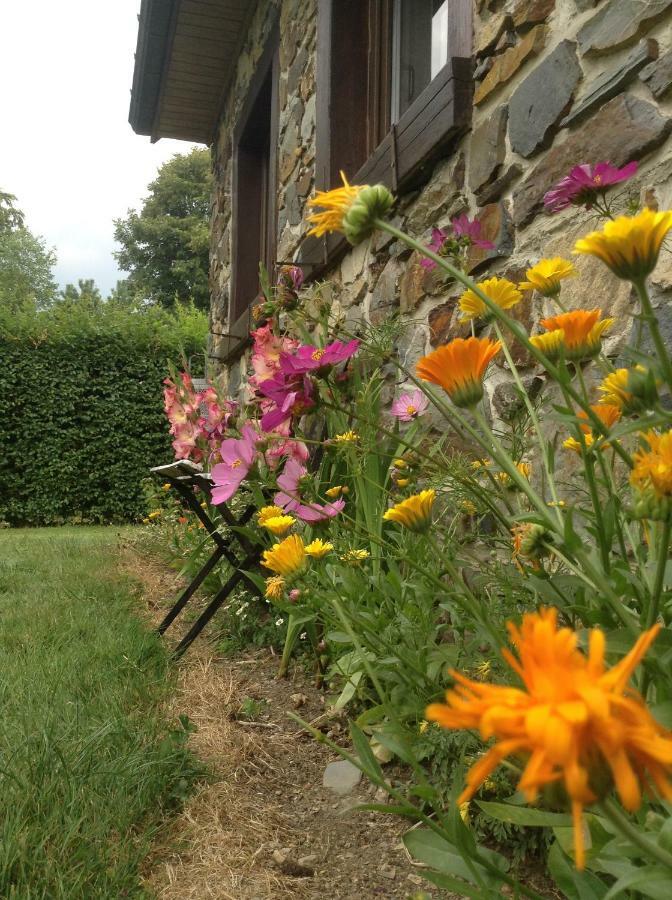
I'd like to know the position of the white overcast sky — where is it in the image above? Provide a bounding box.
[0,0,199,295]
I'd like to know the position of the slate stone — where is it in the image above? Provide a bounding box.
[496,30,517,52]
[475,11,512,56]
[512,0,556,30]
[323,760,362,796]
[493,377,544,422]
[475,25,547,105]
[474,56,494,82]
[577,0,672,56]
[562,39,658,127]
[509,41,582,158]
[476,163,523,206]
[469,105,508,194]
[284,182,301,227]
[513,93,672,227]
[369,258,402,325]
[640,48,672,99]
[467,201,514,272]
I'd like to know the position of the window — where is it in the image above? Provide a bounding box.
[230,25,279,334]
[305,0,471,271]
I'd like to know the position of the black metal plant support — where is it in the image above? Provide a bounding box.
[150,461,264,657]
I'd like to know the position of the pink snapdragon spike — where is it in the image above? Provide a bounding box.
[210,424,260,504]
[391,389,430,422]
[249,323,300,388]
[172,421,203,462]
[258,373,315,431]
[279,339,360,375]
[544,160,638,212]
[275,458,346,522]
[287,265,304,292]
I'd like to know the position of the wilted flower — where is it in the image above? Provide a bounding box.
[458,277,523,323]
[544,161,638,213]
[265,575,286,601]
[417,337,502,408]
[574,208,672,281]
[426,608,672,870]
[390,389,430,422]
[519,258,577,297]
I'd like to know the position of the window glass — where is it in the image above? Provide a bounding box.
[393,0,448,120]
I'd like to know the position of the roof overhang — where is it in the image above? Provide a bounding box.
[129,0,254,144]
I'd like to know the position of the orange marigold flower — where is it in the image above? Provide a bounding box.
[631,430,672,521]
[416,337,502,408]
[426,609,672,870]
[537,309,614,362]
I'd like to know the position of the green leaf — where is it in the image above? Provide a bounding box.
[548,841,608,900]
[403,827,483,886]
[477,800,572,828]
[349,722,384,782]
[603,865,672,900]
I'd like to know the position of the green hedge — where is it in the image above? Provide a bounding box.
[0,301,207,525]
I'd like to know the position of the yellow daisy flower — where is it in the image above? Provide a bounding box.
[460,499,477,515]
[305,538,334,558]
[519,257,577,297]
[458,277,523,323]
[383,489,436,532]
[261,534,307,577]
[325,485,348,498]
[148,510,161,519]
[574,208,672,281]
[535,309,614,362]
[258,505,285,526]
[334,430,359,443]
[529,329,565,362]
[262,515,296,536]
[340,548,370,564]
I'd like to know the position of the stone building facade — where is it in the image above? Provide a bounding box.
[131,0,672,414]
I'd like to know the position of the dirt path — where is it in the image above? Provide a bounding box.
[127,550,439,900]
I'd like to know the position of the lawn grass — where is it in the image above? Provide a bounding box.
[0,527,200,899]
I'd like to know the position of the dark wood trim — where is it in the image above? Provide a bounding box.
[228,20,281,353]
[150,0,181,143]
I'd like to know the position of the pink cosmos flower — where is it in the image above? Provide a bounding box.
[544,161,638,213]
[390,389,430,422]
[274,458,345,522]
[451,214,496,250]
[279,339,360,375]
[258,373,315,431]
[421,228,449,270]
[210,424,260,504]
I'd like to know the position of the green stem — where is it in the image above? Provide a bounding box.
[600,797,672,870]
[373,219,633,468]
[646,518,671,630]
[634,279,672,392]
[493,323,563,524]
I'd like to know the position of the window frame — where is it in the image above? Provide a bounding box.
[227,21,280,352]
[303,0,473,275]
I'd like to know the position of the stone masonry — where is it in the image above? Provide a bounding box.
[210,0,672,423]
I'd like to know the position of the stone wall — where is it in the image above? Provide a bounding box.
[210,0,672,418]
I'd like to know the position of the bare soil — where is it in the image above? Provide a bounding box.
[126,549,443,900]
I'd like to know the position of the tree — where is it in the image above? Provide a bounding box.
[0,190,58,312]
[60,278,102,306]
[0,191,25,233]
[113,148,212,311]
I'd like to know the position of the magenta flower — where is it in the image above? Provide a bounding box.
[279,339,360,376]
[275,458,345,522]
[258,373,315,431]
[451,214,495,250]
[390,389,430,422]
[544,161,638,213]
[210,425,260,504]
[420,228,450,270]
